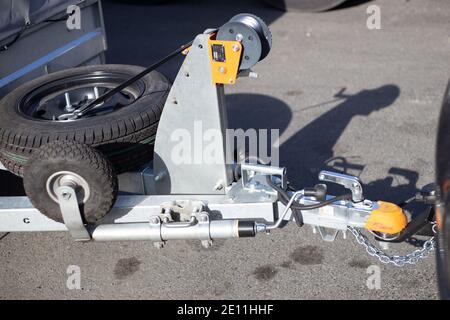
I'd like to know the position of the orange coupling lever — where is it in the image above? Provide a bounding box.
[365,201,408,234]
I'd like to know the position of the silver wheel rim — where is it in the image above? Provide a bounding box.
[46,171,91,204]
[18,71,145,122]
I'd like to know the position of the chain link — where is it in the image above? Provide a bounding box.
[347,223,436,267]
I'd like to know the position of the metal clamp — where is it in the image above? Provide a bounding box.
[56,186,91,241]
[318,171,364,203]
[241,163,287,190]
[149,211,213,249]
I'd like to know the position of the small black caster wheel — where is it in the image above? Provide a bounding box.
[23,141,118,224]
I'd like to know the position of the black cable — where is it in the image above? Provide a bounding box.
[0,24,28,52]
[290,194,352,210]
[0,233,10,241]
[266,176,352,227]
[266,175,304,226]
[75,39,195,115]
[43,9,76,23]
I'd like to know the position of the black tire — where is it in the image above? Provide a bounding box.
[265,0,347,12]
[23,141,118,224]
[0,64,170,176]
[436,80,450,299]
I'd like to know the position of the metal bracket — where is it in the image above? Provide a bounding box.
[153,34,233,195]
[318,170,364,202]
[56,186,91,241]
[241,163,287,190]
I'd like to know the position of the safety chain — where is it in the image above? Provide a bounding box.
[347,223,437,267]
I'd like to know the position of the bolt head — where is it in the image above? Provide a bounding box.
[153,242,164,249]
[61,192,71,200]
[150,217,160,225]
[214,182,224,191]
[248,180,259,190]
[201,240,213,248]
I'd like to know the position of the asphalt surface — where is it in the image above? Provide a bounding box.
[1,0,450,299]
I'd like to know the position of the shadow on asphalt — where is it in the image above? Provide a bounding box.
[228,86,435,238]
[334,0,373,11]
[265,0,372,11]
[227,85,411,200]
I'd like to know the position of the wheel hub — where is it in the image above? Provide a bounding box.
[46,171,91,204]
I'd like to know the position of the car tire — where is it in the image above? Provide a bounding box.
[0,64,170,176]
